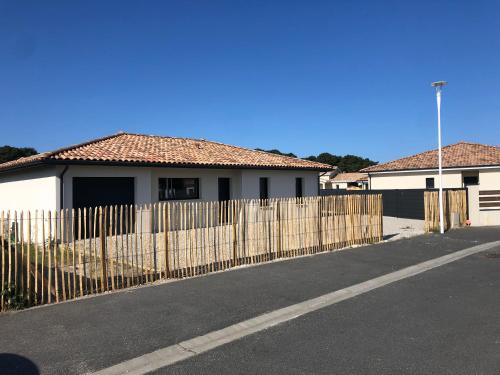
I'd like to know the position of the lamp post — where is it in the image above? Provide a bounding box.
[431,80,447,234]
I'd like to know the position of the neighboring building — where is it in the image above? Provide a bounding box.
[319,167,339,189]
[0,133,331,212]
[361,142,500,190]
[362,141,500,226]
[330,172,368,190]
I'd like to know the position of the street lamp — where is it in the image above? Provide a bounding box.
[431,80,447,234]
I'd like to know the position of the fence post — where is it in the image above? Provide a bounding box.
[276,201,282,258]
[100,207,108,292]
[27,211,31,306]
[317,198,323,251]
[164,203,169,278]
[232,200,238,266]
[1,211,4,310]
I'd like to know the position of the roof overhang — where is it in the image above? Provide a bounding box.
[366,164,500,175]
[0,159,332,174]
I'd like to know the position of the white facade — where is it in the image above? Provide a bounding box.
[0,167,59,213]
[369,170,463,190]
[319,169,339,189]
[368,167,500,190]
[368,167,500,226]
[0,164,320,212]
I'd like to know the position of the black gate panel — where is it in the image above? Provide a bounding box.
[73,177,135,209]
[320,188,465,220]
[73,177,135,236]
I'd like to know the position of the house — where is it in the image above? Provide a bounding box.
[0,133,332,212]
[330,172,368,190]
[319,167,339,189]
[361,142,500,189]
[361,141,500,226]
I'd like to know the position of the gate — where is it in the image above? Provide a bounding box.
[321,188,467,221]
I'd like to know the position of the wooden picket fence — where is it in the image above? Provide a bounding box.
[0,194,382,311]
[424,189,467,232]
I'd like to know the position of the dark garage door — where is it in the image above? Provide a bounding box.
[73,177,135,209]
[73,177,135,237]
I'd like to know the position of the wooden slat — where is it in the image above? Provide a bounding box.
[77,208,83,297]
[20,211,24,299]
[59,210,66,302]
[1,211,4,310]
[13,211,18,293]
[42,211,47,304]
[34,211,39,305]
[479,196,500,202]
[479,190,500,195]
[479,202,500,208]
[26,211,31,306]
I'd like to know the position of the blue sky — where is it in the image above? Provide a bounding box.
[1,0,499,163]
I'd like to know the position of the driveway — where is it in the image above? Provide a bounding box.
[0,227,499,374]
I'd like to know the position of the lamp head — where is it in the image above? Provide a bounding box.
[431,81,448,87]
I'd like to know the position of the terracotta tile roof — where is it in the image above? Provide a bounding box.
[362,142,500,173]
[331,172,368,182]
[0,133,331,172]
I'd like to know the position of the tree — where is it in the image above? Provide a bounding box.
[337,154,377,172]
[255,148,297,158]
[306,153,377,172]
[0,146,38,164]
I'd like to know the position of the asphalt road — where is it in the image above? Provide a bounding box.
[0,227,499,374]
[159,238,500,375]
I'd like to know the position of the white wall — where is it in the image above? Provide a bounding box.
[240,170,318,199]
[369,170,463,190]
[468,169,500,226]
[0,167,59,212]
[478,168,500,190]
[61,165,318,209]
[0,165,321,213]
[150,167,242,202]
[467,184,500,226]
[370,168,500,227]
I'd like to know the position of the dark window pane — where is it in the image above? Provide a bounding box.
[159,178,199,201]
[259,178,268,200]
[463,176,479,186]
[295,178,303,198]
[426,178,435,189]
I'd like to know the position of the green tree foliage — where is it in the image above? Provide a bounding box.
[257,147,377,172]
[305,152,377,172]
[0,146,38,164]
[255,148,297,158]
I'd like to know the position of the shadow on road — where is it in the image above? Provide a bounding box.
[0,353,39,374]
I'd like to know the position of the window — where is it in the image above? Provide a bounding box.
[295,178,303,198]
[336,184,340,190]
[259,177,269,200]
[463,176,479,186]
[426,178,435,189]
[159,178,199,200]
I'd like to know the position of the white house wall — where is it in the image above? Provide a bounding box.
[60,165,318,210]
[0,166,59,212]
[477,168,500,190]
[369,171,463,189]
[240,170,318,199]
[150,167,243,202]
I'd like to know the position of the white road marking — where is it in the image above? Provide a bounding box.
[92,240,500,375]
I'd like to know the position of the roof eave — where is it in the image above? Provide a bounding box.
[365,164,500,174]
[0,158,331,173]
